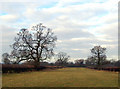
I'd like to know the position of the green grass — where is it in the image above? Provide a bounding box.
[2,68,118,87]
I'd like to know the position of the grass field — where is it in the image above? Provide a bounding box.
[2,68,118,87]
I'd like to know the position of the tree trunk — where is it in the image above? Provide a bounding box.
[97,52,101,67]
[34,59,40,70]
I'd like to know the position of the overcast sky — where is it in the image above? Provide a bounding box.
[0,0,119,62]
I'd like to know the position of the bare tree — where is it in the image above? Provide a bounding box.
[10,23,57,67]
[75,59,84,65]
[85,56,96,66]
[89,46,107,66]
[55,52,70,66]
[2,53,10,64]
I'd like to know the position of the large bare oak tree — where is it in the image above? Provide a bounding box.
[10,23,57,66]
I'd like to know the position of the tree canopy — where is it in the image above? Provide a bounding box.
[89,45,107,66]
[10,23,57,66]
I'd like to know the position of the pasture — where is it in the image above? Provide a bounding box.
[2,68,118,87]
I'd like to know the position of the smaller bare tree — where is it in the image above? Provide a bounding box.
[2,53,10,64]
[75,59,84,65]
[55,52,70,66]
[89,45,107,66]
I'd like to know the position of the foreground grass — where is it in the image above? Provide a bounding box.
[2,68,118,87]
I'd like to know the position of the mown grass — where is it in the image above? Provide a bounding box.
[2,68,118,87]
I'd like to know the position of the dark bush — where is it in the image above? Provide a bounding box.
[2,64,63,73]
[87,66,120,72]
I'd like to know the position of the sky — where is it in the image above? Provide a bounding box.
[0,0,119,62]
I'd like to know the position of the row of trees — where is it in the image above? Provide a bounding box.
[2,23,119,68]
[3,44,115,67]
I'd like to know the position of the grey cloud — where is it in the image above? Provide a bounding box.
[0,0,118,61]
